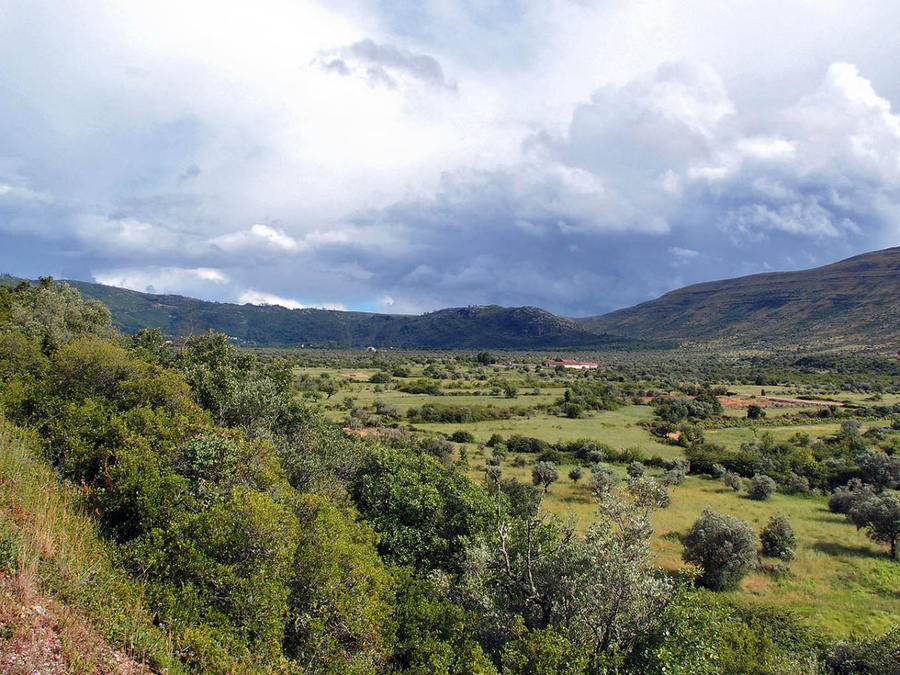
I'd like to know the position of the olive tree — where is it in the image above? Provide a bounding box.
[760,513,796,562]
[850,493,900,560]
[682,509,757,590]
[748,474,776,501]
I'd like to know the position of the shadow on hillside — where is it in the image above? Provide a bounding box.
[812,541,882,560]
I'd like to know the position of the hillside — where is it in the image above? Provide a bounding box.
[31,279,625,349]
[3,246,898,348]
[576,247,900,347]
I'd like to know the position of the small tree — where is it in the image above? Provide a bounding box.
[856,450,900,492]
[682,509,758,590]
[746,404,764,420]
[760,513,796,562]
[850,494,900,560]
[568,466,584,484]
[626,461,646,479]
[723,471,743,492]
[748,474,776,501]
[710,463,726,479]
[532,461,559,489]
[590,463,620,496]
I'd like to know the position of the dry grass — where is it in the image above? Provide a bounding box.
[0,416,182,673]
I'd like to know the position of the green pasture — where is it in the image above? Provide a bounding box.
[420,405,682,460]
[472,452,900,639]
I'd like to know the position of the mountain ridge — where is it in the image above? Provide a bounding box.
[3,246,898,348]
[576,246,900,347]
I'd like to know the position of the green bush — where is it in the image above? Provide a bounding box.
[748,474,777,500]
[683,509,757,591]
[760,513,796,562]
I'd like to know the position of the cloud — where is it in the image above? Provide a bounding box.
[317,38,456,91]
[238,290,345,311]
[1,2,900,318]
[212,224,302,253]
[93,267,229,295]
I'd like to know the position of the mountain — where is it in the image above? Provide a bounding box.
[17,278,630,349]
[576,247,900,347]
[4,246,898,348]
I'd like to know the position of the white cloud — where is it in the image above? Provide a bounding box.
[93,267,229,295]
[212,224,302,253]
[238,290,345,311]
[669,246,700,258]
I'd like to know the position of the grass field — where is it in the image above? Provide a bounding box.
[297,361,900,639]
[474,453,900,639]
[418,404,682,460]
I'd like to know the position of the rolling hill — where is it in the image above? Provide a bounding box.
[3,246,898,348]
[576,246,900,347]
[3,278,628,349]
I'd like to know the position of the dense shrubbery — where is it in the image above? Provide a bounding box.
[406,402,532,424]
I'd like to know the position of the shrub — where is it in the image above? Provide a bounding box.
[663,467,686,486]
[824,625,900,674]
[590,463,620,495]
[711,463,726,479]
[369,371,392,384]
[682,509,758,590]
[760,513,796,562]
[828,479,875,514]
[450,430,476,444]
[748,474,777,500]
[783,472,810,495]
[568,466,584,484]
[724,471,743,492]
[626,461,646,479]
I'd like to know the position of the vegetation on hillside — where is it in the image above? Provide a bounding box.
[0,278,897,673]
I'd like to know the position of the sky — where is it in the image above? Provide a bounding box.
[1,0,899,316]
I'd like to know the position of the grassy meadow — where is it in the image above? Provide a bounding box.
[294,356,900,640]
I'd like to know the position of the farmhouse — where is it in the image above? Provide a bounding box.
[543,358,599,370]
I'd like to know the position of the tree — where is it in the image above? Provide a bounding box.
[850,493,900,559]
[577,478,674,653]
[350,446,494,574]
[568,466,583,484]
[476,351,496,365]
[828,479,875,515]
[856,450,900,492]
[531,461,559,489]
[470,471,673,661]
[589,463,620,495]
[748,474,776,500]
[746,404,764,420]
[760,513,796,562]
[682,509,757,590]
[626,461,646,479]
